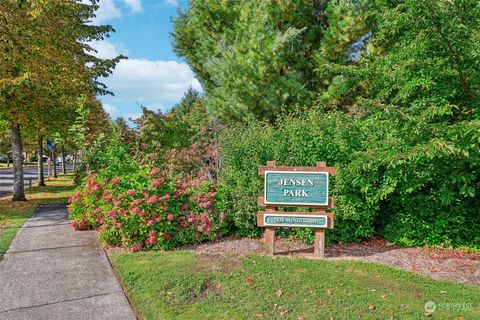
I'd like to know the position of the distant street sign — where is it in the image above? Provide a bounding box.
[46,140,55,152]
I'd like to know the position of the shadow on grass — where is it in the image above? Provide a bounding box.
[0,174,76,226]
[27,185,75,195]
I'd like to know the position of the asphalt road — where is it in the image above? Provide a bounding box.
[0,165,73,198]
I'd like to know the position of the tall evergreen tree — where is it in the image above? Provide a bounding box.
[173,1,329,121]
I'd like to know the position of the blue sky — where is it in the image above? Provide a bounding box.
[89,0,201,120]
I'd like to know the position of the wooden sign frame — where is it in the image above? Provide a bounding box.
[258,161,336,258]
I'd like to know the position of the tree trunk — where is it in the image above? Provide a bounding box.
[10,123,26,201]
[47,155,51,180]
[6,156,9,167]
[61,144,66,174]
[52,149,58,178]
[37,136,45,186]
[73,153,76,171]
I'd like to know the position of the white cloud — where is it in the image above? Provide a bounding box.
[89,40,121,59]
[103,58,202,104]
[103,103,117,116]
[91,0,122,24]
[163,0,178,7]
[89,0,142,24]
[123,0,142,13]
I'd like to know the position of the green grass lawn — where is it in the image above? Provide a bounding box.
[111,251,480,320]
[0,173,76,259]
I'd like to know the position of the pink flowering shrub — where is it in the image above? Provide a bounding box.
[68,166,227,250]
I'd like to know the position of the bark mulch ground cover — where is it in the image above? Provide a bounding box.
[186,237,480,286]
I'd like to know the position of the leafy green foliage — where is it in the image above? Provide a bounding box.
[312,0,480,247]
[220,109,371,242]
[219,105,480,247]
[173,1,328,121]
[347,106,480,247]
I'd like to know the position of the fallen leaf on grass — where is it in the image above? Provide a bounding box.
[275,290,283,297]
[368,304,375,311]
[297,317,304,320]
[247,277,253,283]
[255,313,264,318]
[315,300,323,307]
[326,289,333,295]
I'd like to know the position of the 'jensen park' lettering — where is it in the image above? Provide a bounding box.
[279,178,314,197]
[278,178,314,186]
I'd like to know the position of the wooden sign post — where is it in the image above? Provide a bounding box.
[257,161,336,258]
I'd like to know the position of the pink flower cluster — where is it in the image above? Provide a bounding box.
[145,230,157,245]
[71,217,87,230]
[68,192,81,204]
[68,167,223,251]
[110,176,121,185]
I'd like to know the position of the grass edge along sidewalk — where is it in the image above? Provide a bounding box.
[110,251,480,319]
[0,173,76,259]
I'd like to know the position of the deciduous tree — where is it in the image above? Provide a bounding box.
[0,0,124,200]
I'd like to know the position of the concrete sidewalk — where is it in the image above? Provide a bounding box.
[0,204,136,320]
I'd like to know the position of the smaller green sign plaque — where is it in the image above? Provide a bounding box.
[263,213,328,228]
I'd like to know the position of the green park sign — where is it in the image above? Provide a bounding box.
[257,161,336,258]
[264,171,329,206]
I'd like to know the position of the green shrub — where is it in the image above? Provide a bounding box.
[219,108,373,243]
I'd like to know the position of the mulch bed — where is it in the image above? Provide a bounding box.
[104,236,480,286]
[186,237,480,286]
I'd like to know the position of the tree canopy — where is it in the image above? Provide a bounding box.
[0,0,124,200]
